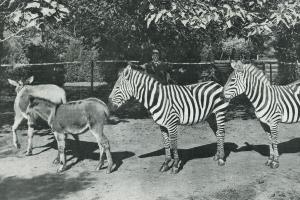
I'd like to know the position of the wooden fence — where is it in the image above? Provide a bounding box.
[0,59,297,97]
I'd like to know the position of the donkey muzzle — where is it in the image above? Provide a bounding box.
[107,98,118,112]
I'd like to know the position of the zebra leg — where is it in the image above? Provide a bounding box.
[270,123,279,169]
[208,113,225,166]
[159,126,172,172]
[265,132,274,166]
[168,125,180,174]
[260,122,274,166]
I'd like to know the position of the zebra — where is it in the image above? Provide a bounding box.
[108,65,229,173]
[223,60,300,169]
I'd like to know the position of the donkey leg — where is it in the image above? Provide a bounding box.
[57,134,67,173]
[25,125,34,156]
[52,132,60,165]
[12,113,23,149]
[71,134,83,161]
[91,125,114,173]
[25,118,35,156]
[159,126,172,172]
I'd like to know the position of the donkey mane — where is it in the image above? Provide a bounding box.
[29,96,59,107]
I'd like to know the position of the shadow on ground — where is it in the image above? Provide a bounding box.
[0,172,95,200]
[139,142,239,170]
[235,138,300,157]
[139,137,300,170]
[33,137,135,172]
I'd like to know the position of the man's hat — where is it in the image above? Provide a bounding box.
[152,49,159,54]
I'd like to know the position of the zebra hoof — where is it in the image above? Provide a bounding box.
[265,159,272,166]
[25,150,32,156]
[270,161,279,169]
[171,166,179,174]
[213,155,219,161]
[53,158,60,165]
[218,159,225,166]
[159,163,170,172]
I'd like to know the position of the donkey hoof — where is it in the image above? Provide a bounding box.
[265,159,272,166]
[270,161,279,169]
[25,151,32,156]
[14,143,21,149]
[106,163,116,174]
[95,163,104,171]
[57,166,66,173]
[218,159,225,166]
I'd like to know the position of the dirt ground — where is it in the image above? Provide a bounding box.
[1,111,300,200]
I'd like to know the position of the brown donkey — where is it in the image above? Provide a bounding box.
[8,76,66,155]
[26,96,114,173]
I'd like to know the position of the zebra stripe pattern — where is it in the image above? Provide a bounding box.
[109,65,228,173]
[223,60,300,168]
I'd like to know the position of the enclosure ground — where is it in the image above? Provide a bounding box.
[1,116,300,200]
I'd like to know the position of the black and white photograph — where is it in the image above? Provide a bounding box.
[1,0,300,199]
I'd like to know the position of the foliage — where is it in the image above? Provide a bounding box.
[221,36,254,59]
[145,0,300,38]
[0,0,69,42]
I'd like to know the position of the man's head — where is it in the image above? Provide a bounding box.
[152,49,159,62]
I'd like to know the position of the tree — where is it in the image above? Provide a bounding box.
[0,0,69,42]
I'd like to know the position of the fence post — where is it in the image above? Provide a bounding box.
[90,60,94,96]
[269,63,272,84]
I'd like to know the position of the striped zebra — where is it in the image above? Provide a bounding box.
[223,60,300,169]
[108,65,228,173]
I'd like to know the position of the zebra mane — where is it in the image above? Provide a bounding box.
[130,67,161,85]
[244,63,271,86]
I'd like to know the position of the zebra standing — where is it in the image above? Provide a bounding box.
[108,65,228,173]
[223,60,300,169]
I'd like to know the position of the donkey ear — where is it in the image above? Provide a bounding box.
[8,79,19,87]
[25,76,34,84]
[28,95,35,104]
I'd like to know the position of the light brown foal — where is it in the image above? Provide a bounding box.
[26,96,114,173]
[8,76,66,155]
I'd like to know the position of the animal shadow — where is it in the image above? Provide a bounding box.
[139,142,238,170]
[34,136,135,172]
[235,138,300,157]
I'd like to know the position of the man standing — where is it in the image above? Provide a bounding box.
[141,49,173,85]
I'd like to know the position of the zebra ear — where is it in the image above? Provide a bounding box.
[230,61,238,69]
[235,60,244,71]
[231,60,243,71]
[123,66,131,79]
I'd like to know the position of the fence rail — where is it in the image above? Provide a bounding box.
[1,59,299,96]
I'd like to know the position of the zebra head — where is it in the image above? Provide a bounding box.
[108,65,134,111]
[223,60,246,100]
